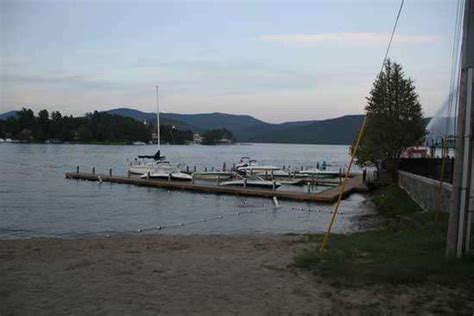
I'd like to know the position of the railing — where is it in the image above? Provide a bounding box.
[398,158,455,184]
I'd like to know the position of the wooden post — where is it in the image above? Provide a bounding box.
[243,178,247,188]
[109,168,112,176]
[307,182,311,194]
[272,180,276,191]
[147,171,150,179]
[92,166,95,175]
[217,175,220,186]
[76,166,79,174]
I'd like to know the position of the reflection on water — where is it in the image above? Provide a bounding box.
[0,143,377,239]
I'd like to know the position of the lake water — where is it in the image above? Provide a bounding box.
[0,143,377,239]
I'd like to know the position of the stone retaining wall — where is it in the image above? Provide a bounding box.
[398,170,452,212]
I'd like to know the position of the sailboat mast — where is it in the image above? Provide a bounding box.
[156,85,160,149]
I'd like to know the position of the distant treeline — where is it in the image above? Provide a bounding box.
[0,108,193,144]
[202,128,236,145]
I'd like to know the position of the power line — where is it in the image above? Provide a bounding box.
[380,0,405,74]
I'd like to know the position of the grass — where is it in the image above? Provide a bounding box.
[294,184,474,286]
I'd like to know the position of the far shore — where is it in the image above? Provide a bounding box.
[1,234,472,314]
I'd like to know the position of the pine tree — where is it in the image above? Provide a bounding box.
[355,59,426,181]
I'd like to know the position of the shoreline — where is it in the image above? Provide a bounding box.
[1,233,472,314]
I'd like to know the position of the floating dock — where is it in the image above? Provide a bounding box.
[65,172,368,203]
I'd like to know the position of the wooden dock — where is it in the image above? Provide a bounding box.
[65,172,368,203]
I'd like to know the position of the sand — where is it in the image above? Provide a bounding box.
[1,234,473,314]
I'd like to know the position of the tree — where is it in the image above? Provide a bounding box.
[202,128,236,145]
[37,109,50,140]
[354,59,425,181]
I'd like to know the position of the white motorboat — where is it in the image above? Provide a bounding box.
[296,168,341,178]
[140,162,192,181]
[192,171,234,180]
[219,179,281,189]
[235,157,280,175]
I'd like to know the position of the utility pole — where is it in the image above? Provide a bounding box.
[446,0,474,258]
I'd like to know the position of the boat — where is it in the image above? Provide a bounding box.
[128,85,190,181]
[139,161,192,181]
[296,168,341,178]
[132,141,146,145]
[235,157,280,175]
[192,171,234,180]
[219,179,282,189]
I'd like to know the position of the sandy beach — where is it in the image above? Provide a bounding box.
[1,234,473,314]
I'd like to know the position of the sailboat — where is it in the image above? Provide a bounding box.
[128,85,192,182]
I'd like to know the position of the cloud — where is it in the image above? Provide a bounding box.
[259,32,438,46]
[1,72,119,90]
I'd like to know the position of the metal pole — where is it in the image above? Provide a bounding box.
[447,0,474,258]
[156,85,161,150]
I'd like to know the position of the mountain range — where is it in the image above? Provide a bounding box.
[1,107,366,144]
[106,108,364,145]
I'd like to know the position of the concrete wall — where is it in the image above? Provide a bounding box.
[398,170,452,212]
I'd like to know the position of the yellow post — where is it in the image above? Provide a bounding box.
[320,116,367,252]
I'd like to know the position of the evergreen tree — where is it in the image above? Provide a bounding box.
[355,59,425,180]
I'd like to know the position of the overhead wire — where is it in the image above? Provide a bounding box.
[436,0,464,220]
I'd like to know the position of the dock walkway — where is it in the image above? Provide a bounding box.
[65,172,368,203]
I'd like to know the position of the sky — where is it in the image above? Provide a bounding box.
[0,0,460,123]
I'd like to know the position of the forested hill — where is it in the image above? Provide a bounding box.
[1,108,368,144]
[105,108,365,145]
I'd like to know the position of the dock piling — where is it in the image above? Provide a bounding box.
[217,175,220,186]
[92,166,95,175]
[109,168,112,176]
[76,166,79,174]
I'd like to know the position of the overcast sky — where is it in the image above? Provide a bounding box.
[0,0,459,123]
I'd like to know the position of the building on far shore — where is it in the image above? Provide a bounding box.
[193,133,203,144]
